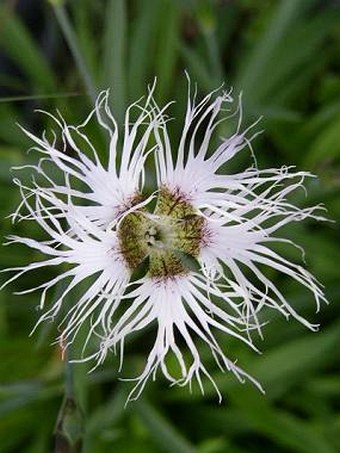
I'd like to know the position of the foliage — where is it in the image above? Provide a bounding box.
[0,0,339,451]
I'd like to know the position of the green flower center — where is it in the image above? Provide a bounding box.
[118,187,205,279]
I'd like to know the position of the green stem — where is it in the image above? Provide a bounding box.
[64,347,75,399]
[54,345,83,453]
[50,1,97,104]
[0,92,83,103]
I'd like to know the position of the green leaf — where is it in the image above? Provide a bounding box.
[128,0,161,100]
[0,6,57,92]
[134,400,198,453]
[102,0,127,123]
[154,0,180,100]
[304,116,340,167]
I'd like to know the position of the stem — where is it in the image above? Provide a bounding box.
[54,344,83,453]
[51,1,97,104]
[64,346,75,400]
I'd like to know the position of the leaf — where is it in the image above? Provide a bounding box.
[304,115,340,167]
[102,0,127,124]
[154,0,181,100]
[134,400,198,453]
[127,0,161,100]
[0,6,57,92]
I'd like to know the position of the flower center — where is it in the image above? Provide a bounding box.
[118,187,205,279]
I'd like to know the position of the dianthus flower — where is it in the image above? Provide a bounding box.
[2,80,326,401]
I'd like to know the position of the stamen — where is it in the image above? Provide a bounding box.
[117,187,206,279]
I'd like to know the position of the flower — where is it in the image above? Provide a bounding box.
[13,89,159,228]
[2,89,160,357]
[2,80,327,402]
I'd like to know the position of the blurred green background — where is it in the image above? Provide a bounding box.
[0,0,340,452]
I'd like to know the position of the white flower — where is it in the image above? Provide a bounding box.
[2,81,327,402]
[4,198,130,351]
[151,82,326,334]
[2,89,159,353]
[13,88,159,228]
[97,82,327,401]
